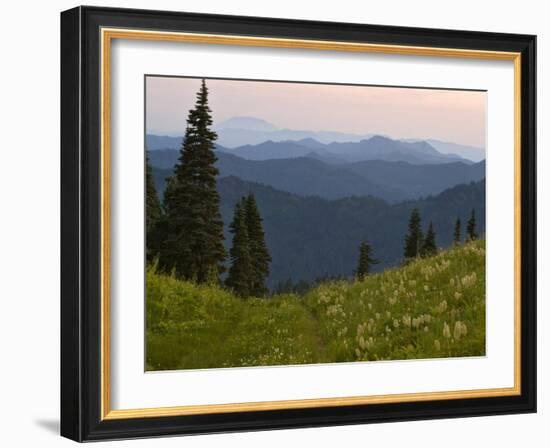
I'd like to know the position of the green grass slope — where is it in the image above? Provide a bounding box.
[146,240,485,371]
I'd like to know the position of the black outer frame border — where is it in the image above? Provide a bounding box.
[60,5,537,442]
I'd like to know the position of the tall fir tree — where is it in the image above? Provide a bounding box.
[403,208,423,260]
[145,152,162,262]
[453,217,461,245]
[421,221,437,257]
[355,240,378,279]
[244,193,271,297]
[225,199,252,297]
[466,208,478,241]
[159,79,226,283]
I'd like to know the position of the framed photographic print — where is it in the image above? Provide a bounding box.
[60,6,536,442]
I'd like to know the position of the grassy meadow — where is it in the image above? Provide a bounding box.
[146,240,485,371]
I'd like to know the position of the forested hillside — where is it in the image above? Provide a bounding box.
[217,176,485,287]
[149,154,484,288]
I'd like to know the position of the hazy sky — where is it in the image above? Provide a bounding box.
[146,76,486,148]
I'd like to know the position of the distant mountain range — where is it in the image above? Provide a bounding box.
[214,116,278,132]
[148,116,485,161]
[210,116,379,147]
[147,133,475,166]
[402,138,486,163]
[149,150,485,203]
[146,116,486,287]
[302,136,471,164]
[217,176,485,287]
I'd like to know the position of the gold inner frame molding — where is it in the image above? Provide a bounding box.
[100,27,522,420]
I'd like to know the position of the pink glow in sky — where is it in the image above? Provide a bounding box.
[146,76,486,148]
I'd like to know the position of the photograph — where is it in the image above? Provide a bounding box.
[144,76,487,371]
[57,5,538,442]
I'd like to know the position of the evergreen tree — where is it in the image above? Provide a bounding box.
[244,193,271,297]
[275,278,294,295]
[145,152,162,262]
[453,217,461,245]
[294,279,312,296]
[466,208,478,240]
[159,79,226,283]
[403,208,423,260]
[421,221,437,257]
[225,200,252,297]
[355,240,378,279]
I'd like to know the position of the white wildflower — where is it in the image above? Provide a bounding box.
[453,321,468,340]
[443,322,451,339]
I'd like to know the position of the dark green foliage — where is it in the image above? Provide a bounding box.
[404,208,423,260]
[225,200,252,297]
[287,279,311,296]
[355,241,378,279]
[158,79,226,283]
[453,217,461,245]
[145,153,162,262]
[225,194,271,298]
[467,208,478,240]
[244,194,271,296]
[421,221,437,257]
[146,153,162,230]
[274,278,295,295]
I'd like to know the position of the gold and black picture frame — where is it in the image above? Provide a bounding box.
[61,6,536,442]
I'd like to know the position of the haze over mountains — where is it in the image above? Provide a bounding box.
[147,116,486,288]
[402,138,486,163]
[147,116,485,162]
